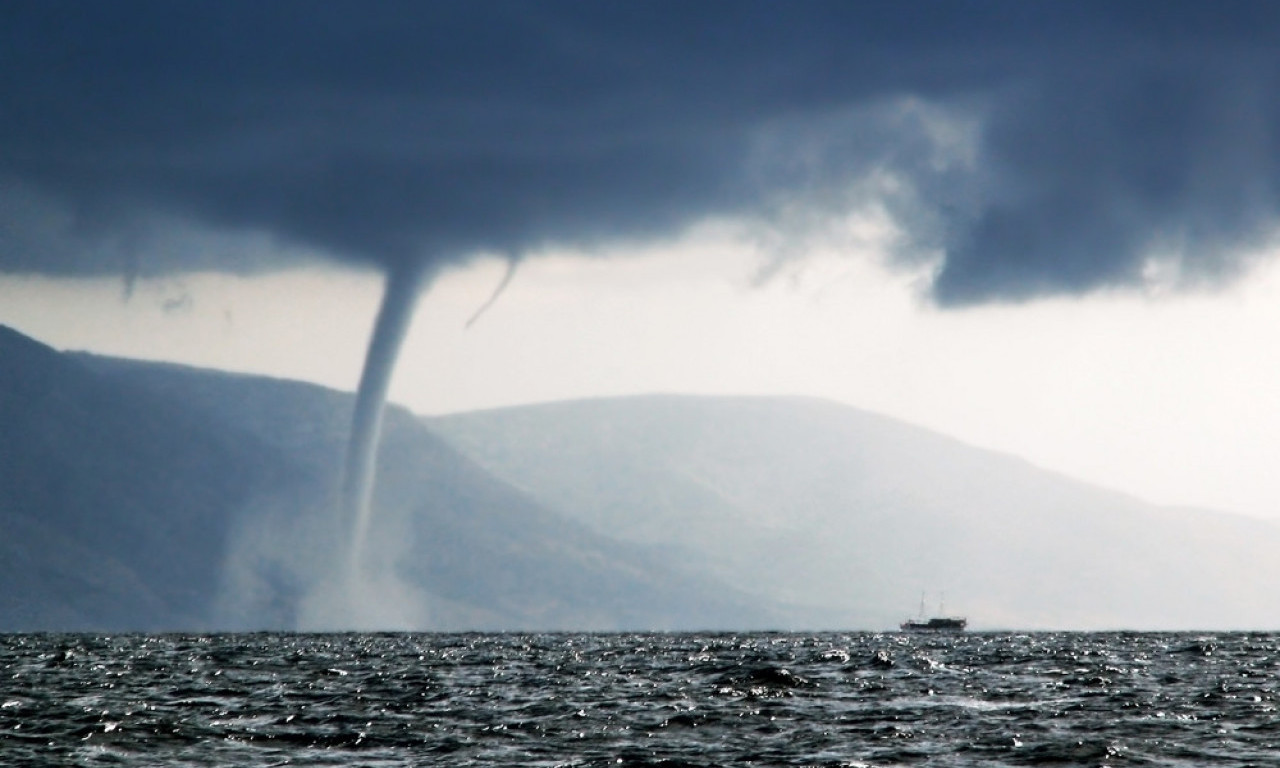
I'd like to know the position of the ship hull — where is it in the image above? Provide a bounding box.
[899,618,967,632]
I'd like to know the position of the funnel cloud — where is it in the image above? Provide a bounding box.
[342,261,433,580]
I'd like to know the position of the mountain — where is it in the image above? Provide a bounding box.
[430,395,1280,630]
[12,315,1280,632]
[0,325,773,631]
[0,325,289,630]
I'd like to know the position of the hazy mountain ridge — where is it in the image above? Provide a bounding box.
[9,319,1280,631]
[430,395,1280,630]
[1,325,773,631]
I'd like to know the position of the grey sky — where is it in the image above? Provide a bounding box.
[4,1,1279,302]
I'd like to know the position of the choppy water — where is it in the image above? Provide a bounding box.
[3,632,1279,766]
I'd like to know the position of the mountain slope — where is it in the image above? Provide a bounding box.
[14,317,1278,632]
[1,324,775,630]
[430,395,1280,630]
[79,355,778,630]
[0,326,290,630]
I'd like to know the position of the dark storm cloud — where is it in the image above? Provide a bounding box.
[2,0,1279,303]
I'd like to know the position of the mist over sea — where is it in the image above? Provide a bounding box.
[3,632,1277,766]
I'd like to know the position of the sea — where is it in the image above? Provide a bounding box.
[2,631,1278,767]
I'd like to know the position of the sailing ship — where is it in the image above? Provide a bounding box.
[899,593,967,632]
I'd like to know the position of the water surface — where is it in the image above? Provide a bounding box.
[3,632,1277,766]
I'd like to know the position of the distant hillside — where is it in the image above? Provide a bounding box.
[1,324,776,631]
[13,316,1280,632]
[431,395,1280,630]
[0,325,288,630]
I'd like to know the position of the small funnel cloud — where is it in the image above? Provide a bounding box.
[465,258,519,330]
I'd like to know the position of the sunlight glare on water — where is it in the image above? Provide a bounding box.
[2,632,1278,766]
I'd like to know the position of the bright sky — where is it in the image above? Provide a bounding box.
[3,219,1279,522]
